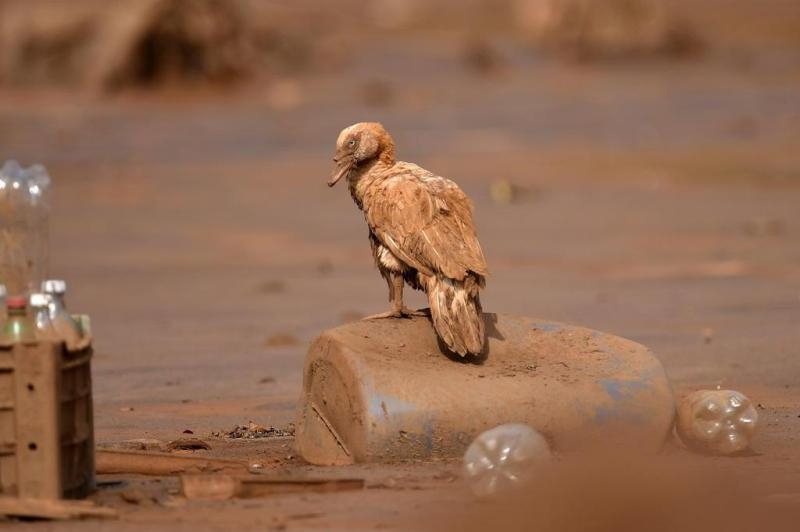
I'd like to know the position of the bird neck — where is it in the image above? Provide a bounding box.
[347,158,394,209]
[378,142,396,165]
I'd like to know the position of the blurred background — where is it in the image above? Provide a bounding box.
[0,0,798,445]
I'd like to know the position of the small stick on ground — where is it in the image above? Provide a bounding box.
[96,450,249,476]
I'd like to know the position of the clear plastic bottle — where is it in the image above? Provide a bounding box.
[41,279,82,347]
[462,423,552,498]
[29,293,59,342]
[1,296,36,345]
[0,160,52,298]
[677,389,759,455]
[0,284,6,324]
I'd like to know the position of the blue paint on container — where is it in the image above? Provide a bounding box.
[593,378,655,424]
[531,322,563,333]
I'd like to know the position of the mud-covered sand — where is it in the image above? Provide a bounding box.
[1,13,800,530]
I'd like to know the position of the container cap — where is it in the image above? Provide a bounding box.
[42,279,67,295]
[6,296,27,309]
[29,293,52,308]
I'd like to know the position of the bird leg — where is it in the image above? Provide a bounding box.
[363,273,421,320]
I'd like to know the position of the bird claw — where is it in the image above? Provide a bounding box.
[362,307,423,320]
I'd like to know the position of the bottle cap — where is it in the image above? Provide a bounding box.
[29,293,51,308]
[42,279,67,295]
[6,296,27,309]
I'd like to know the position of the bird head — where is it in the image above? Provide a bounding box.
[328,122,395,187]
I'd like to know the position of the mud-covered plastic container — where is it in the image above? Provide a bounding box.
[296,313,675,465]
[0,329,94,499]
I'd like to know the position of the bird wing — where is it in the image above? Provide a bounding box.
[365,168,488,281]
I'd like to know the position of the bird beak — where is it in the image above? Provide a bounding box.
[328,156,354,187]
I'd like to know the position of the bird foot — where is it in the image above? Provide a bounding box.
[362,307,423,320]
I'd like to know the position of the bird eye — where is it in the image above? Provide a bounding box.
[348,139,356,148]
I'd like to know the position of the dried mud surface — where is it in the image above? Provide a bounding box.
[1,7,800,529]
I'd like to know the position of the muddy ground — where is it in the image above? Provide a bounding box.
[1,8,800,530]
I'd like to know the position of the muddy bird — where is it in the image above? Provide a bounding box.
[328,122,488,356]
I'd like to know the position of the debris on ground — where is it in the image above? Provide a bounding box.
[181,474,365,500]
[0,0,253,90]
[118,487,158,506]
[512,0,703,61]
[166,438,212,452]
[98,438,166,452]
[212,421,295,439]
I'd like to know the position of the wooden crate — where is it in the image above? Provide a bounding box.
[0,341,95,499]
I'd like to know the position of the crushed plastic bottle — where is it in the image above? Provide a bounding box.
[41,279,82,348]
[463,423,552,498]
[0,160,52,298]
[676,389,759,455]
[1,296,35,345]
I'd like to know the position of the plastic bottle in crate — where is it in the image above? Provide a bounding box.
[0,284,6,323]
[0,160,52,298]
[42,279,83,348]
[29,292,60,342]
[1,295,36,344]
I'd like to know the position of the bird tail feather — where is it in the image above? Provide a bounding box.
[426,274,485,356]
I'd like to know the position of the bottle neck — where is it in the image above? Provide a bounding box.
[47,294,66,310]
[7,307,27,317]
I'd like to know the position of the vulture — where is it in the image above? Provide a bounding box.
[328,122,488,357]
